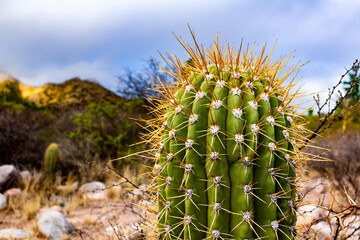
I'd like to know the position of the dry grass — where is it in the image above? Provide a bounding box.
[106,185,122,201]
[63,194,85,214]
[82,214,97,226]
[23,195,42,220]
[7,171,44,220]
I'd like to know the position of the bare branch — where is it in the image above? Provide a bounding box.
[301,60,360,149]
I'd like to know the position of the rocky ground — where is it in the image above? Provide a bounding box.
[0,164,149,239]
[0,199,146,239]
[0,164,359,239]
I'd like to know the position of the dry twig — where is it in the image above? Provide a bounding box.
[301,60,360,149]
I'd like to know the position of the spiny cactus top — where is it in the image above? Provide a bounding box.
[145,33,307,240]
[44,142,60,182]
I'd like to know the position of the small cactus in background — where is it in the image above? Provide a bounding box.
[44,143,60,182]
[143,32,308,240]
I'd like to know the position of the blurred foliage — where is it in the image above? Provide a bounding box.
[65,98,146,168]
[343,64,360,102]
[339,65,360,131]
[0,76,149,178]
[0,79,53,167]
[303,105,360,136]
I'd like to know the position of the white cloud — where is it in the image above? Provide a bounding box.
[19,60,115,90]
[0,0,223,33]
[0,0,359,98]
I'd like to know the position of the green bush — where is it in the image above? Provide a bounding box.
[65,99,146,167]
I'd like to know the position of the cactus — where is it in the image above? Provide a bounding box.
[44,143,60,182]
[145,33,306,240]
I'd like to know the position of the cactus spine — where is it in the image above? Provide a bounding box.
[146,33,305,240]
[44,143,60,182]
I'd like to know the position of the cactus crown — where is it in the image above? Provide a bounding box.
[144,31,307,240]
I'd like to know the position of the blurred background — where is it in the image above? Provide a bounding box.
[0,0,359,239]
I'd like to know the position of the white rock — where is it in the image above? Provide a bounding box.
[0,165,22,190]
[4,188,23,200]
[343,215,360,239]
[105,226,119,235]
[79,181,107,200]
[20,170,31,180]
[38,211,75,240]
[0,228,32,239]
[37,205,63,219]
[0,193,7,210]
[311,221,332,238]
[298,205,326,220]
[297,204,329,227]
[308,177,329,194]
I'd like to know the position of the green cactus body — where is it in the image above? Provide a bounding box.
[148,35,304,240]
[44,143,60,182]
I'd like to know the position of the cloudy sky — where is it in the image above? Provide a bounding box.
[0,0,359,105]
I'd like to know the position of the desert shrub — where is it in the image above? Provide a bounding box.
[64,99,146,168]
[0,106,54,167]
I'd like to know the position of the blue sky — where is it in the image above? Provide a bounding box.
[0,0,359,105]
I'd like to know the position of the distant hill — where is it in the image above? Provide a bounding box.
[20,78,122,107]
[0,75,121,108]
